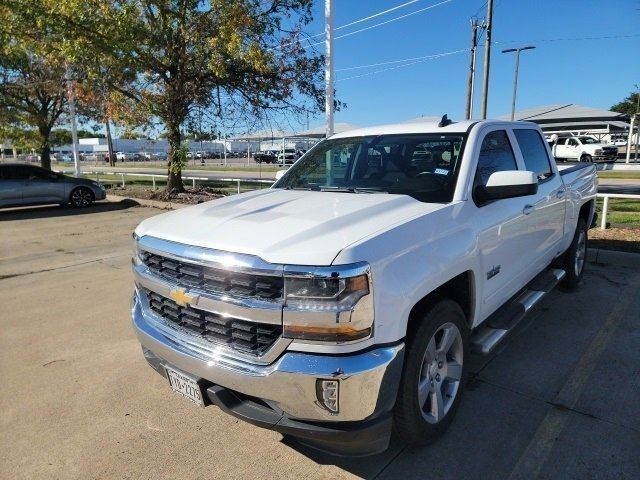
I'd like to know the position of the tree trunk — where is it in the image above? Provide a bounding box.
[166,123,185,192]
[38,125,52,170]
[105,119,116,167]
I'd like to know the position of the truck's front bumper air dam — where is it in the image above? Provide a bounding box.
[143,346,393,456]
[132,295,404,455]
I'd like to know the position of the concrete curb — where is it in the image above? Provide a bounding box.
[106,194,188,210]
[587,247,640,268]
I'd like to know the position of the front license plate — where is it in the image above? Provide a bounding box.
[165,366,205,407]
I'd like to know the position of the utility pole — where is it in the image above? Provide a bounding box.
[480,0,493,119]
[66,74,81,176]
[626,115,635,164]
[465,18,479,119]
[633,89,640,163]
[325,0,334,137]
[105,119,115,166]
[626,87,639,163]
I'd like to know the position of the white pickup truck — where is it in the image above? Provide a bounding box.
[552,135,618,163]
[131,119,597,456]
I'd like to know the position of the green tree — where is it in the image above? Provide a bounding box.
[120,129,145,140]
[611,91,640,117]
[49,128,102,147]
[0,125,40,152]
[26,0,325,191]
[0,5,68,170]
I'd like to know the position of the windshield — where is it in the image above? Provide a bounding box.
[578,137,599,144]
[274,133,466,203]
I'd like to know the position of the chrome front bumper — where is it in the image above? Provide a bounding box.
[132,292,404,422]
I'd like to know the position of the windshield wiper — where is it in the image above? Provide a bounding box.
[319,186,386,194]
[282,185,320,191]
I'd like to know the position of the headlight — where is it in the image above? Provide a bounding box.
[282,263,374,342]
[595,149,602,155]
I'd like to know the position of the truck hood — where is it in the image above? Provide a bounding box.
[135,188,443,265]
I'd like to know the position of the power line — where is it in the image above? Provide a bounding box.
[336,48,468,72]
[270,0,425,51]
[335,32,638,83]
[337,49,467,82]
[300,0,454,51]
[493,32,640,46]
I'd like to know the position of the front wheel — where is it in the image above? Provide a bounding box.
[69,187,94,208]
[580,154,593,163]
[393,299,468,446]
[561,218,588,290]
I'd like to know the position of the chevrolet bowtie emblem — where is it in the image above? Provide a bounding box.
[168,287,198,307]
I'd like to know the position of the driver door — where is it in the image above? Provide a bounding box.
[474,128,534,319]
[21,166,66,204]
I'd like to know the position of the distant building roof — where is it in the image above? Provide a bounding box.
[291,122,362,138]
[497,104,628,123]
[229,129,291,141]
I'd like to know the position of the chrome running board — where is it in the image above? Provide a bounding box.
[471,269,566,355]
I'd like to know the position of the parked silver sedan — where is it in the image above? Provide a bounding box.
[0,163,106,208]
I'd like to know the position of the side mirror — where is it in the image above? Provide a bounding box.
[475,170,538,203]
[275,170,286,181]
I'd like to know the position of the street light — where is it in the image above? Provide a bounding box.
[502,46,536,121]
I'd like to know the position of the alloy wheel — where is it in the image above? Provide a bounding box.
[417,322,464,424]
[575,229,586,277]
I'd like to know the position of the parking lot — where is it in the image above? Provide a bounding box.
[1,201,639,480]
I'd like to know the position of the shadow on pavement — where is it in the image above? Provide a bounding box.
[279,434,407,478]
[0,199,140,221]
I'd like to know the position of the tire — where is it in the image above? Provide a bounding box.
[69,187,94,208]
[580,154,592,163]
[393,298,469,446]
[560,218,588,290]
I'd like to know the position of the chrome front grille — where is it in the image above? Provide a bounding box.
[141,251,284,300]
[145,289,282,354]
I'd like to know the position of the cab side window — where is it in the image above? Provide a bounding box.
[5,166,31,180]
[474,130,518,187]
[514,129,553,182]
[25,166,52,180]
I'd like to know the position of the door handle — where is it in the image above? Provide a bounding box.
[523,204,534,215]
[556,189,565,199]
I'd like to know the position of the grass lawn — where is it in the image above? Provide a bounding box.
[596,171,640,179]
[112,162,281,172]
[596,198,640,227]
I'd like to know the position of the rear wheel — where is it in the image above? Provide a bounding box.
[70,187,94,208]
[561,218,588,290]
[393,299,468,446]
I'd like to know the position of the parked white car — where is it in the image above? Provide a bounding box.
[131,119,597,456]
[552,135,618,162]
[276,149,298,164]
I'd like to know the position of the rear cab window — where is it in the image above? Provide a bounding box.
[513,129,553,182]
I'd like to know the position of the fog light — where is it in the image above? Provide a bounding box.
[317,379,339,413]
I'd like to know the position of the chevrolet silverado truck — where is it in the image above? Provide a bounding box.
[552,135,618,162]
[131,119,597,456]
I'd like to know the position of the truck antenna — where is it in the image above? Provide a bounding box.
[438,114,452,127]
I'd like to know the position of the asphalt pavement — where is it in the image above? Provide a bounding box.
[1,202,639,480]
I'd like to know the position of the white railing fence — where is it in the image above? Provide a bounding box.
[597,193,640,230]
[84,171,273,194]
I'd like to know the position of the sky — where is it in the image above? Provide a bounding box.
[300,0,640,129]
